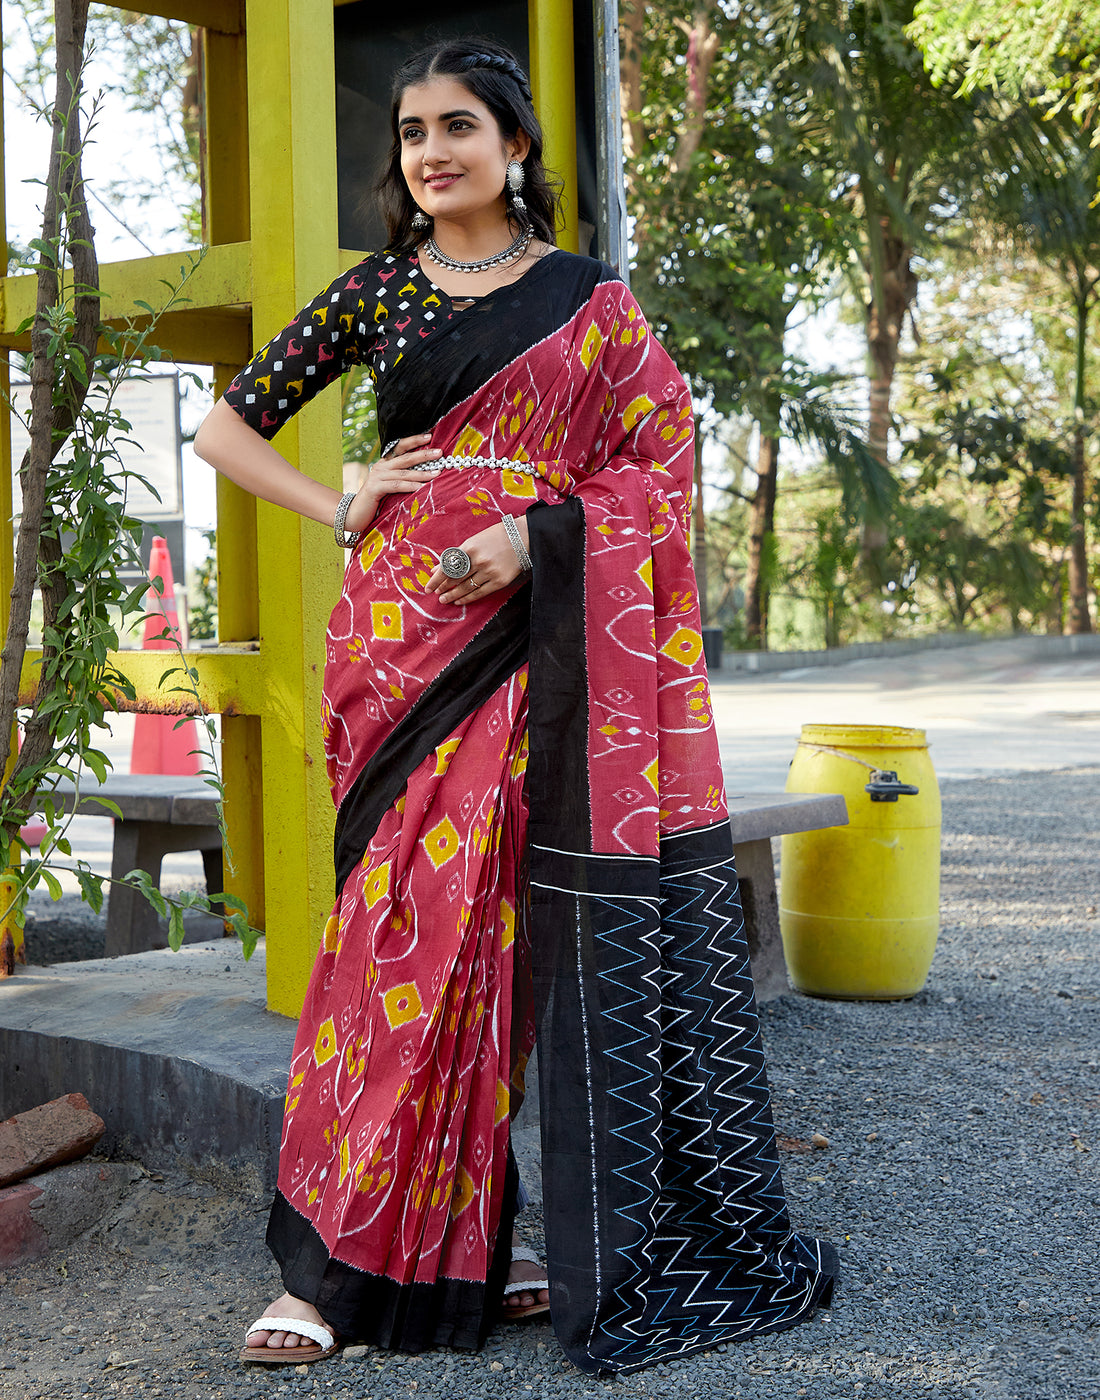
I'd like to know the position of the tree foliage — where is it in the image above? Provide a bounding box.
[1,0,258,971]
[7,2,201,246]
[618,0,1097,647]
[620,1,897,642]
[891,238,1089,633]
[967,117,1100,631]
[768,0,1012,578]
[909,0,1100,136]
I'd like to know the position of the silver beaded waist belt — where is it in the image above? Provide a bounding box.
[408,454,539,476]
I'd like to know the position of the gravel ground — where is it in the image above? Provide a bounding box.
[19,900,114,965]
[2,766,1097,1400]
[19,877,219,967]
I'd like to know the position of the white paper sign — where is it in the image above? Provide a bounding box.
[8,373,183,519]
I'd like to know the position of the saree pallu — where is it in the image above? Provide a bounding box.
[267,252,838,1372]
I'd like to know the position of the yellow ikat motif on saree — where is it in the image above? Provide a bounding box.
[383,982,424,1028]
[660,627,703,668]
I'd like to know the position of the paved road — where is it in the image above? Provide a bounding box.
[712,638,1100,791]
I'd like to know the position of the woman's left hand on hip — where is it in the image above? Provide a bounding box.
[426,519,530,604]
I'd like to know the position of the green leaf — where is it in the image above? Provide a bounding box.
[230,912,262,960]
[210,891,247,914]
[83,749,108,784]
[123,871,168,918]
[167,905,186,952]
[76,869,105,915]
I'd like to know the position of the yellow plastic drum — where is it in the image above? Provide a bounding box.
[779,724,941,1000]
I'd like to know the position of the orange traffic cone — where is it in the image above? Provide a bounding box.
[14,729,47,848]
[130,536,201,776]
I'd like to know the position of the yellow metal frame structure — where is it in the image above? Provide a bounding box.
[0,0,577,1015]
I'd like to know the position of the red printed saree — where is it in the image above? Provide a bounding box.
[226,250,837,1373]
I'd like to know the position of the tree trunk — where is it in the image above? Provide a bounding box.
[824,594,841,649]
[0,0,98,852]
[1067,293,1093,634]
[619,1,646,169]
[744,434,779,649]
[862,210,917,582]
[692,425,709,625]
[622,3,720,187]
[669,5,721,180]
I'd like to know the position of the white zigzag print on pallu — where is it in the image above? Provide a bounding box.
[533,831,837,1374]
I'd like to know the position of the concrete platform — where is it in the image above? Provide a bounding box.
[0,940,294,1192]
[0,798,846,1190]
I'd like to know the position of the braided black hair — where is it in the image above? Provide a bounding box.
[455,51,533,103]
[375,37,560,255]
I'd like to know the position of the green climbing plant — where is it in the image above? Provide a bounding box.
[0,4,259,969]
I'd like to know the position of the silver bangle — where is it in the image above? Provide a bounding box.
[501,513,532,573]
[334,492,361,549]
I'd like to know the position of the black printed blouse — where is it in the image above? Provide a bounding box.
[222,252,459,441]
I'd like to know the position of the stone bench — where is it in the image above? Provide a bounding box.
[44,778,845,990]
[729,792,848,1001]
[51,776,223,958]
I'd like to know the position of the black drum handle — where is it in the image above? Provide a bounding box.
[865,769,920,802]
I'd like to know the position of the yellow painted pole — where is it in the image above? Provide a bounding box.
[220,711,266,928]
[246,0,343,1015]
[528,0,578,253]
[202,22,266,935]
[0,0,10,630]
[0,0,11,619]
[202,26,250,247]
[214,374,266,935]
[120,2,244,26]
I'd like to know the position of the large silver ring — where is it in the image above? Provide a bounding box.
[440,547,473,580]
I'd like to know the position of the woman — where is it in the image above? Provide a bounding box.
[195,37,838,1376]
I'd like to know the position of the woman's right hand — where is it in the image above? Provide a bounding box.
[343,434,443,534]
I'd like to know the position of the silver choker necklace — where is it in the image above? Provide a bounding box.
[423,226,532,274]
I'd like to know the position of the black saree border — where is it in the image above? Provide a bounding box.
[333,583,531,897]
[528,814,842,1374]
[376,251,620,446]
[524,496,593,853]
[267,1149,519,1352]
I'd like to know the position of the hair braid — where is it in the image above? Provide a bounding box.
[456,52,533,102]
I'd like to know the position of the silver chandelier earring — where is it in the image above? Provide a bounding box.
[506,159,527,218]
[411,208,430,230]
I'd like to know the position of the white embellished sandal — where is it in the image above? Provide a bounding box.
[502,1243,550,1320]
[240,1314,339,1365]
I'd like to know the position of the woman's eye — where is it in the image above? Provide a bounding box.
[448,119,472,132]
[401,127,423,141]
